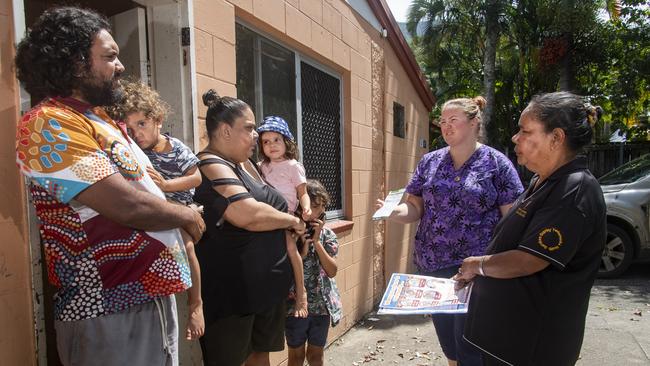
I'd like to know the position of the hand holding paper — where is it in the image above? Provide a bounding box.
[372,188,406,220]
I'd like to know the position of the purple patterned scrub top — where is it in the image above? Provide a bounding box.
[405,145,523,272]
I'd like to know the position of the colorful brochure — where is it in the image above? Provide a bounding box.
[378,273,472,315]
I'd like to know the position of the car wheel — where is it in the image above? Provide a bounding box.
[598,224,634,278]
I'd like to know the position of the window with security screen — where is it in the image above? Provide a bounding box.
[300,62,342,214]
[393,102,405,138]
[235,23,344,217]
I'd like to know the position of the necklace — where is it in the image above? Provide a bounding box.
[524,178,547,203]
[450,144,481,182]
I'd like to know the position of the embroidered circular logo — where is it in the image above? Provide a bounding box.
[538,228,563,251]
[110,141,143,181]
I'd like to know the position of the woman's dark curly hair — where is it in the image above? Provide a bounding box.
[15,7,110,98]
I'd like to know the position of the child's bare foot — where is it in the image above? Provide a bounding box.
[186,303,205,340]
[294,289,308,318]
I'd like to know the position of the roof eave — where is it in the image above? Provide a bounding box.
[366,0,436,111]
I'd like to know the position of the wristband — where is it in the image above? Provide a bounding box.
[478,256,486,276]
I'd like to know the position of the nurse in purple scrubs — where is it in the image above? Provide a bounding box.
[378,96,523,366]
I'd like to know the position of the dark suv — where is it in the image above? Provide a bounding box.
[598,153,650,277]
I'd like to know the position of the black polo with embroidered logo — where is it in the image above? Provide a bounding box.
[464,156,606,366]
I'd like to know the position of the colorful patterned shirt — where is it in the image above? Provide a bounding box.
[144,134,199,205]
[405,145,523,272]
[16,97,191,321]
[287,227,342,326]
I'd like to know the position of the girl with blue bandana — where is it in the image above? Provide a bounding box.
[258,116,311,318]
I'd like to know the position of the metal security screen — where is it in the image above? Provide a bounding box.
[300,62,343,213]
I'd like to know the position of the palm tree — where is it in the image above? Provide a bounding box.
[553,0,621,91]
[407,0,508,144]
[482,0,501,142]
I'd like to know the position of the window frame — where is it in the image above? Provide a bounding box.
[393,101,405,138]
[236,21,346,219]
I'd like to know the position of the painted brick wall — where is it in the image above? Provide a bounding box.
[192,1,430,365]
[0,1,36,365]
[0,0,428,364]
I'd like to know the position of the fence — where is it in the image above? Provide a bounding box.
[508,142,650,184]
[584,143,650,178]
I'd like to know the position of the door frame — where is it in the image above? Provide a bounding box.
[12,0,199,363]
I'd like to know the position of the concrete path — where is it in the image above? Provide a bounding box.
[327,264,650,365]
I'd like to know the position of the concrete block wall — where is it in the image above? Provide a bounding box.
[382,46,429,277]
[189,0,428,364]
[0,0,431,364]
[0,1,36,365]
[190,0,431,365]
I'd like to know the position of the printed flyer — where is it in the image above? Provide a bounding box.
[378,273,472,315]
[372,188,406,220]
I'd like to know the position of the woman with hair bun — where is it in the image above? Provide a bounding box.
[455,92,607,366]
[193,89,306,366]
[377,96,523,366]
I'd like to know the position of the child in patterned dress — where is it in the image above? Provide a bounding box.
[257,116,310,317]
[285,179,342,366]
[107,80,205,340]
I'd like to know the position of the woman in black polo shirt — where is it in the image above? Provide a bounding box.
[454,92,606,366]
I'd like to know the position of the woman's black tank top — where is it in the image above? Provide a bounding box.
[193,154,292,321]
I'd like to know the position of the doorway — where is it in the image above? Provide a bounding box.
[16,0,198,364]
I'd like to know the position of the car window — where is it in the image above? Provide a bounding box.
[599,154,650,185]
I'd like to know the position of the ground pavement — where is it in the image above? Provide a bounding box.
[327,264,650,365]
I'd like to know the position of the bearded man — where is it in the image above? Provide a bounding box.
[14,7,205,366]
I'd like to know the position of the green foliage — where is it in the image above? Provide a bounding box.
[577,1,650,141]
[408,0,650,148]
[407,0,485,100]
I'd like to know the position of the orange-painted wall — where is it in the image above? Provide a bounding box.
[192,1,429,365]
[0,1,37,365]
[1,0,430,364]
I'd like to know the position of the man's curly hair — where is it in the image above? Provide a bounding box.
[15,7,110,98]
[105,79,170,123]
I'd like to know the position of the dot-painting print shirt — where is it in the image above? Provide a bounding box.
[16,97,191,321]
[405,145,523,273]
